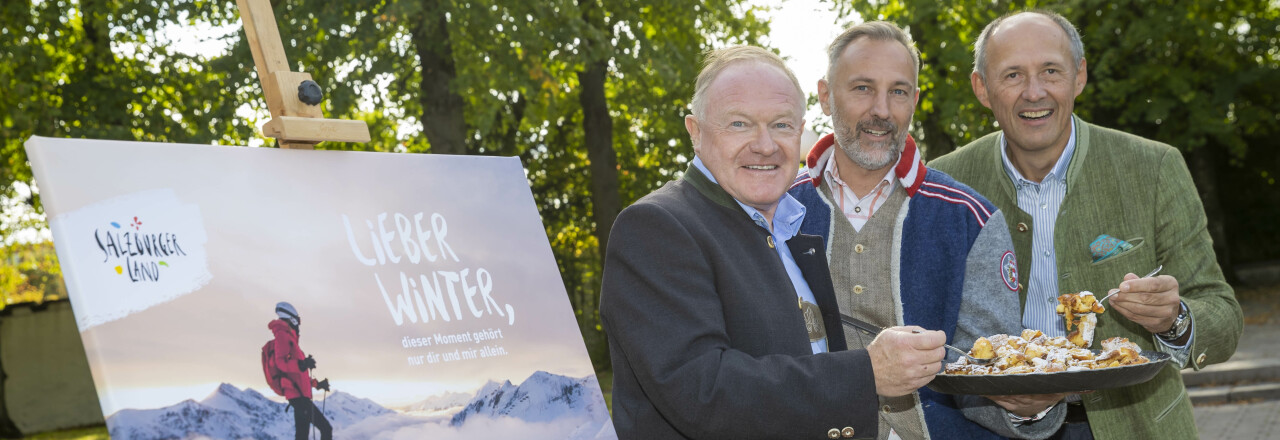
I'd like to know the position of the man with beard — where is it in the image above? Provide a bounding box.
[931,11,1241,439]
[601,45,949,440]
[788,22,1062,439]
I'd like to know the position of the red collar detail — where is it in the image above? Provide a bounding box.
[805,133,926,196]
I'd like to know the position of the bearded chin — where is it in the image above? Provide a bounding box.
[832,118,906,171]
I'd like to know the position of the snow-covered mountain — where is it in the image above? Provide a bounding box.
[106,383,392,440]
[450,371,610,428]
[105,374,616,440]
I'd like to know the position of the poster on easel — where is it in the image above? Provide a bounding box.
[25,136,617,440]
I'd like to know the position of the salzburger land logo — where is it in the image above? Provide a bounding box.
[94,215,188,282]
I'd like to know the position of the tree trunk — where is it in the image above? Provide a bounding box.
[576,0,621,259]
[412,0,467,155]
[577,63,620,258]
[1188,147,1236,283]
[575,0,619,373]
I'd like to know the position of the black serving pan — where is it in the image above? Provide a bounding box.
[926,350,1172,395]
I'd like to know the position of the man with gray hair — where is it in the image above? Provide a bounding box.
[788,21,1061,439]
[932,10,1242,439]
[601,45,948,439]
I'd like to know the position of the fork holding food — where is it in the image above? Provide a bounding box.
[1105,271,1189,344]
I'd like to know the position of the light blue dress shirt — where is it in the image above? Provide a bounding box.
[693,157,828,354]
[1000,117,1191,362]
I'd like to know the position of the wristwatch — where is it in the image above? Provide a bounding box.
[1156,301,1191,341]
[1008,404,1055,425]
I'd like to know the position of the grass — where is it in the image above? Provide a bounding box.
[22,426,107,440]
[596,369,614,415]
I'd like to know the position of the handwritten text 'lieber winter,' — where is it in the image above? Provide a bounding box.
[342,213,515,326]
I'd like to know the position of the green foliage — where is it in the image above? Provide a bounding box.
[0,0,771,369]
[1,0,261,236]
[835,0,1280,264]
[0,241,66,308]
[1063,0,1280,157]
[833,0,1279,159]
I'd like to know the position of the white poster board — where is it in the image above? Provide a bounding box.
[25,136,615,440]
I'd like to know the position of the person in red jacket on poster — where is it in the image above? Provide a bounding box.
[267,302,332,440]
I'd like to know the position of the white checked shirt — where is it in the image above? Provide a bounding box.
[823,155,896,231]
[1001,126,1074,338]
[1001,117,1192,363]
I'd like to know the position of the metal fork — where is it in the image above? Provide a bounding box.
[1098,265,1163,304]
[838,313,995,365]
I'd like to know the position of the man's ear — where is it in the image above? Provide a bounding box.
[1074,58,1088,98]
[817,78,833,116]
[685,114,701,154]
[971,72,992,109]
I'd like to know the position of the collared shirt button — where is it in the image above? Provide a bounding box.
[882,404,891,413]
[1197,353,1207,364]
[853,206,862,213]
[1043,250,1050,257]
[853,285,865,294]
[1017,222,1028,232]
[842,427,855,438]
[1041,203,1047,209]
[828,428,841,439]
[854,244,865,253]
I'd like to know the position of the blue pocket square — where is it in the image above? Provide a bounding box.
[1090,234,1134,263]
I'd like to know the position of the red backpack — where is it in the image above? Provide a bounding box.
[261,340,288,396]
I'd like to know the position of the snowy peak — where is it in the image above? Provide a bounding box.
[200,383,282,415]
[104,378,614,439]
[475,379,514,398]
[106,383,391,440]
[317,390,394,426]
[450,371,609,426]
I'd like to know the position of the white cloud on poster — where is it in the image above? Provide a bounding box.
[339,414,613,440]
[49,188,212,330]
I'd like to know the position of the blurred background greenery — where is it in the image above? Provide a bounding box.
[1,1,1277,435]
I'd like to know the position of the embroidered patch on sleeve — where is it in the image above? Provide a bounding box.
[1001,251,1019,292]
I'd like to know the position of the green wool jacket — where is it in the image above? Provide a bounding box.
[930,118,1242,440]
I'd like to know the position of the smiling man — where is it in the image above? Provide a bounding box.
[600,45,948,440]
[787,21,1053,439]
[931,10,1242,439]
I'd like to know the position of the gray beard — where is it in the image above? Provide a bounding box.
[831,107,907,171]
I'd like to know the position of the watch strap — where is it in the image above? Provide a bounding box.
[1156,301,1190,340]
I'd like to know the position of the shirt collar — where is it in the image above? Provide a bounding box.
[693,156,806,237]
[822,151,896,197]
[803,133,926,196]
[1000,116,1077,186]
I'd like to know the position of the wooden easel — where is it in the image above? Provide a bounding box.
[235,0,371,149]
